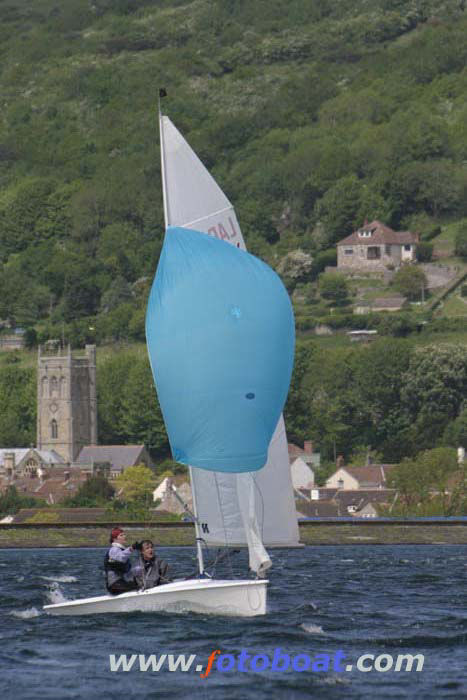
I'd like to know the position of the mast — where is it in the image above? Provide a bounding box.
[158,91,169,228]
[159,92,204,577]
[189,466,205,576]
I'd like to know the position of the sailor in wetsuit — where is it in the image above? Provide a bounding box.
[134,540,171,590]
[104,527,141,595]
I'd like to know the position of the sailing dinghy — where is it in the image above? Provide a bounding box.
[44,105,297,617]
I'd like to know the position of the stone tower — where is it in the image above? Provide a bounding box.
[37,344,97,463]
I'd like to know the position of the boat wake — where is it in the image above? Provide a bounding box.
[10,607,41,619]
[45,582,69,604]
[301,623,324,635]
[41,575,77,583]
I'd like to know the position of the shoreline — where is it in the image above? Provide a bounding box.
[0,523,465,548]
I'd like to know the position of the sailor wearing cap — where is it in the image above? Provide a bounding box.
[104,527,141,595]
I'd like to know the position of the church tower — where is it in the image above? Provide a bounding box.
[37,344,97,463]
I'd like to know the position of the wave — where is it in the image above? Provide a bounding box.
[10,607,41,619]
[41,575,77,583]
[326,631,466,648]
[301,623,324,635]
[45,583,69,604]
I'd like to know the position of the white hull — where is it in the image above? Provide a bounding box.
[43,578,267,617]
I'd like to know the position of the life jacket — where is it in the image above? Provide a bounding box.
[104,550,131,590]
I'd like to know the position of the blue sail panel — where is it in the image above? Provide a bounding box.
[146,226,295,473]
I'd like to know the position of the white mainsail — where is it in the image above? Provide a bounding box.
[159,115,300,573]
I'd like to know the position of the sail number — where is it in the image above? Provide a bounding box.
[201,523,210,533]
[207,217,238,242]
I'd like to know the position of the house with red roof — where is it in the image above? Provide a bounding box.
[337,220,418,272]
[325,464,397,490]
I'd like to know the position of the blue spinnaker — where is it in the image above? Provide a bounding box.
[146,226,295,473]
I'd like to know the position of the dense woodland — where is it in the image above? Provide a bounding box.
[0,0,466,340]
[0,1,466,507]
[1,338,466,465]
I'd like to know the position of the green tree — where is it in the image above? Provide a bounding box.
[97,352,135,444]
[314,175,362,248]
[443,409,467,449]
[0,366,36,446]
[63,475,115,507]
[401,345,467,447]
[0,486,42,516]
[353,338,414,460]
[302,346,367,460]
[454,224,467,259]
[114,464,155,504]
[415,241,433,262]
[284,342,315,443]
[119,357,169,458]
[392,265,427,300]
[319,272,349,305]
[389,447,461,515]
[0,177,57,255]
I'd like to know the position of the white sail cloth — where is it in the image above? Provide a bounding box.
[159,115,300,574]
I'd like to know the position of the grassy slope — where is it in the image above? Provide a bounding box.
[1,524,465,547]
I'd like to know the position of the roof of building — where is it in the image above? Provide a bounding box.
[339,465,397,488]
[75,445,148,470]
[288,443,311,459]
[0,448,65,466]
[297,500,340,518]
[333,489,395,507]
[337,220,418,247]
[371,295,406,309]
[2,467,88,504]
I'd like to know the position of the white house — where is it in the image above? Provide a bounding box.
[337,220,418,271]
[290,457,315,490]
[153,476,192,515]
[325,465,396,490]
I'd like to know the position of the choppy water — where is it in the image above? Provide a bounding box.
[0,545,465,699]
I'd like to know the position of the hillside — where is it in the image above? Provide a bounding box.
[0,0,466,345]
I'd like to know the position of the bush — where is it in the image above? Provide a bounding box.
[0,486,43,516]
[311,249,337,279]
[406,213,441,242]
[454,225,467,259]
[421,317,467,334]
[319,272,349,305]
[375,313,419,337]
[393,265,428,301]
[25,510,60,524]
[461,285,467,298]
[416,241,433,262]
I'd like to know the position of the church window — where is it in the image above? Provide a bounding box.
[50,376,59,396]
[41,377,48,397]
[51,419,58,439]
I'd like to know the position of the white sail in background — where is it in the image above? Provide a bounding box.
[159,115,300,569]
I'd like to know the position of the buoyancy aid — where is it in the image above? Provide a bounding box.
[104,551,131,575]
[104,550,132,591]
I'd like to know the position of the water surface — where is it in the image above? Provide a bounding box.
[0,545,465,699]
